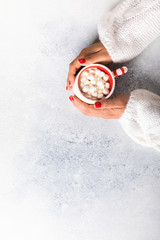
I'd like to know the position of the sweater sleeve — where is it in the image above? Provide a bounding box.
[98,0,160,62]
[119,89,160,151]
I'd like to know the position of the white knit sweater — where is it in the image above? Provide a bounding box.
[98,0,160,151]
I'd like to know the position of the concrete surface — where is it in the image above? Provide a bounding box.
[0,0,160,240]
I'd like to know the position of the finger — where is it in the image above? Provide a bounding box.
[94,94,131,110]
[94,97,122,109]
[80,42,103,55]
[69,95,117,119]
[66,59,82,91]
[78,50,111,67]
[66,42,105,91]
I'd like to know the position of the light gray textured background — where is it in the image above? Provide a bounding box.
[0,0,160,240]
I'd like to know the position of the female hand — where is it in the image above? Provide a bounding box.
[66,42,112,91]
[68,94,130,119]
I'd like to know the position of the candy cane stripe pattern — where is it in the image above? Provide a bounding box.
[113,66,128,78]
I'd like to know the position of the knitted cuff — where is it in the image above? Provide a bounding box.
[119,89,160,150]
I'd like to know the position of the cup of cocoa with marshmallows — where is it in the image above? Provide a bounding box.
[72,64,128,104]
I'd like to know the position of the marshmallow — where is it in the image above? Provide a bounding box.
[97,93,103,99]
[90,78,96,85]
[95,69,101,76]
[103,88,109,95]
[99,71,105,77]
[92,92,98,97]
[84,79,90,85]
[87,90,93,96]
[105,82,110,89]
[85,94,91,99]
[103,74,109,81]
[97,89,103,94]
[81,71,89,77]
[80,77,86,83]
[82,86,89,93]
[92,97,98,100]
[80,83,84,88]
[89,69,95,74]
[97,79,105,89]
[87,74,95,81]
[89,86,97,93]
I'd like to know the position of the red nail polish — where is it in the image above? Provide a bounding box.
[78,58,85,64]
[69,96,74,102]
[66,86,68,90]
[69,81,71,86]
[95,102,101,108]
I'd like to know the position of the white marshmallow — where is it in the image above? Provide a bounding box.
[89,68,95,74]
[97,93,103,99]
[99,71,105,77]
[95,69,101,76]
[92,97,98,100]
[85,94,91,99]
[87,91,92,96]
[99,84,105,90]
[84,80,90,85]
[89,86,97,93]
[103,88,109,95]
[82,86,89,93]
[90,78,96,85]
[81,71,89,77]
[97,79,105,89]
[105,82,110,89]
[97,89,103,94]
[92,92,98,97]
[103,74,109,81]
[80,83,84,88]
[87,74,95,81]
[80,77,86,83]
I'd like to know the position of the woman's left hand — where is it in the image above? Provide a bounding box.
[69,94,130,119]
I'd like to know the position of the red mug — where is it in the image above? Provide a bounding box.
[73,64,128,104]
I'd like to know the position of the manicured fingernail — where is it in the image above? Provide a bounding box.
[69,81,72,86]
[95,102,101,108]
[66,86,68,90]
[78,58,85,64]
[69,96,74,102]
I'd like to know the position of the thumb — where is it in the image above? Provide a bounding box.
[78,52,110,66]
[94,98,120,109]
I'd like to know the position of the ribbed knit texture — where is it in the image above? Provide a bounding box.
[98,0,160,63]
[98,0,160,151]
[119,90,160,151]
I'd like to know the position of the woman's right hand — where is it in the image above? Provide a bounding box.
[66,42,112,91]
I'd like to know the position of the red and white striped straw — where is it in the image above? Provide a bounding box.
[112,66,128,78]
